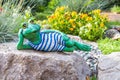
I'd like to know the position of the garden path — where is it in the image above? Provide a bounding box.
[102,12,120,21]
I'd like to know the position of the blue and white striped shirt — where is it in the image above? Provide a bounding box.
[28,32,65,51]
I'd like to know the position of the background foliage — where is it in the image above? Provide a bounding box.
[32,0,120,20]
[111,5,120,13]
[47,6,108,41]
[44,0,120,13]
[0,0,32,42]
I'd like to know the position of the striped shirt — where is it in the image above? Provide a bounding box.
[28,32,65,51]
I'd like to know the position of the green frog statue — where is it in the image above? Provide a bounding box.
[17,18,91,52]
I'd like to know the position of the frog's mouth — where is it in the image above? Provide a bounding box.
[32,30,37,33]
[30,27,40,33]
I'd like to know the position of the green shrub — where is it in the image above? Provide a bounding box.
[47,0,61,11]
[46,0,119,13]
[97,38,120,54]
[47,6,108,41]
[35,12,50,20]
[31,0,50,13]
[35,0,119,22]
[59,0,93,12]
[79,9,108,41]
[111,5,120,13]
[86,0,117,11]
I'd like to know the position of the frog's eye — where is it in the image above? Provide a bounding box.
[28,17,36,23]
[22,24,27,28]
[21,22,28,29]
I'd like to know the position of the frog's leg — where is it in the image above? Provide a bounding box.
[73,40,91,51]
[63,46,77,52]
[64,38,91,51]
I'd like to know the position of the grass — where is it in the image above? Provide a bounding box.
[97,38,120,54]
[107,21,120,28]
[90,75,97,80]
[106,21,120,29]
[107,21,120,26]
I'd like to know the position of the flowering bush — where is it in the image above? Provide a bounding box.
[47,6,108,41]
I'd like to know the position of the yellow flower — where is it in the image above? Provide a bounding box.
[66,17,70,20]
[48,18,51,22]
[49,14,56,19]
[60,21,64,24]
[56,6,66,12]
[42,20,47,24]
[69,28,74,31]
[80,13,88,19]
[60,6,65,11]
[86,17,93,21]
[64,12,71,20]
[72,23,76,28]
[77,22,82,26]
[100,22,104,27]
[55,12,59,17]
[92,9,101,14]
[55,6,64,12]
[101,14,109,21]
[71,11,77,17]
[69,19,74,24]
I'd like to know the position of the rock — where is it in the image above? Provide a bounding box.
[98,52,120,80]
[112,26,120,32]
[68,35,98,47]
[0,42,90,80]
[104,29,120,40]
[68,35,83,42]
[67,35,101,77]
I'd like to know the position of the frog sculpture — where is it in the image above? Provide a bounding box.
[17,18,91,52]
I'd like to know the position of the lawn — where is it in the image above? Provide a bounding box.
[98,38,120,55]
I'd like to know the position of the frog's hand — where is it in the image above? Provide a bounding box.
[17,44,32,50]
[17,29,33,50]
[17,36,33,50]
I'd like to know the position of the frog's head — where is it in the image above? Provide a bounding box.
[21,22,40,41]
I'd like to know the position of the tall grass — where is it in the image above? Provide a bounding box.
[0,0,33,43]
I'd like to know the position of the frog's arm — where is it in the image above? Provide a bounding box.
[17,29,32,50]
